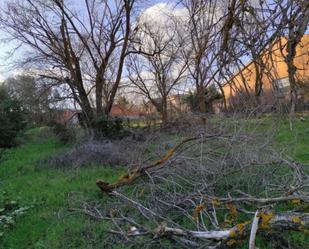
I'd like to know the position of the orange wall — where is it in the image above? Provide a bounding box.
[223,34,309,105]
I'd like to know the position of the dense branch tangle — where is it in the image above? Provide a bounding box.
[92,117,309,248]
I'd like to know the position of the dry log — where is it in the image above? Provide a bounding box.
[96,137,198,193]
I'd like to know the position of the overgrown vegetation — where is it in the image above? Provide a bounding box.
[93,115,309,248]
[0,86,26,148]
[0,195,32,239]
[0,1,308,248]
[0,116,308,248]
[0,128,124,248]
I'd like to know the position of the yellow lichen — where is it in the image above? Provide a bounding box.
[258,211,274,230]
[226,239,237,246]
[226,202,238,222]
[212,198,221,207]
[292,216,301,224]
[229,221,250,238]
[236,221,250,235]
[291,199,301,205]
[229,229,237,238]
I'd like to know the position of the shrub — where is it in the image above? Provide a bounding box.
[49,121,75,144]
[39,141,129,169]
[95,115,125,138]
[185,86,222,113]
[0,86,26,148]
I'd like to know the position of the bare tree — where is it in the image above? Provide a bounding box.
[0,0,136,134]
[195,0,309,114]
[127,16,188,123]
[280,1,309,120]
[180,0,224,113]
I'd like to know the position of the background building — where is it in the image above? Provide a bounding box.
[222,34,309,111]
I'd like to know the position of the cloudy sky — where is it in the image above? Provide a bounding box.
[0,0,173,82]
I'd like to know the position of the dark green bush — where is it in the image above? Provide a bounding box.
[0,87,26,148]
[49,121,75,144]
[185,86,223,112]
[95,115,125,138]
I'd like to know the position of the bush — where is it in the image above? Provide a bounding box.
[185,86,223,113]
[49,121,75,144]
[0,87,26,148]
[95,115,125,138]
[39,141,130,169]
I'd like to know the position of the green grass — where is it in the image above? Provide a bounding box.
[0,116,308,249]
[275,117,309,162]
[0,128,124,249]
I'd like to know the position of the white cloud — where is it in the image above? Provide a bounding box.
[139,2,188,29]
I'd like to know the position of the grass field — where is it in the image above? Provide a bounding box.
[0,128,124,249]
[0,117,308,248]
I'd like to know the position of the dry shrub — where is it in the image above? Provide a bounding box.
[39,141,131,169]
[38,127,178,170]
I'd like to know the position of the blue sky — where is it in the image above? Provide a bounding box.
[0,32,22,81]
[0,0,167,81]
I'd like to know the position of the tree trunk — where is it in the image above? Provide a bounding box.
[217,83,227,112]
[95,71,104,117]
[197,85,206,113]
[161,101,168,123]
[105,1,132,116]
[286,39,298,130]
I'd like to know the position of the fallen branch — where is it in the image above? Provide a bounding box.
[204,195,309,205]
[96,137,198,193]
[116,212,309,245]
[249,211,260,249]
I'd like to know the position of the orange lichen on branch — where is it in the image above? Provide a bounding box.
[226,202,238,223]
[193,203,206,221]
[96,169,141,192]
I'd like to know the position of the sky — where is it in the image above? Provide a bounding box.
[0,0,170,82]
[0,32,23,81]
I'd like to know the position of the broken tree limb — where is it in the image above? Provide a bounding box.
[96,137,198,193]
[203,195,309,205]
[249,210,260,249]
[117,212,309,244]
